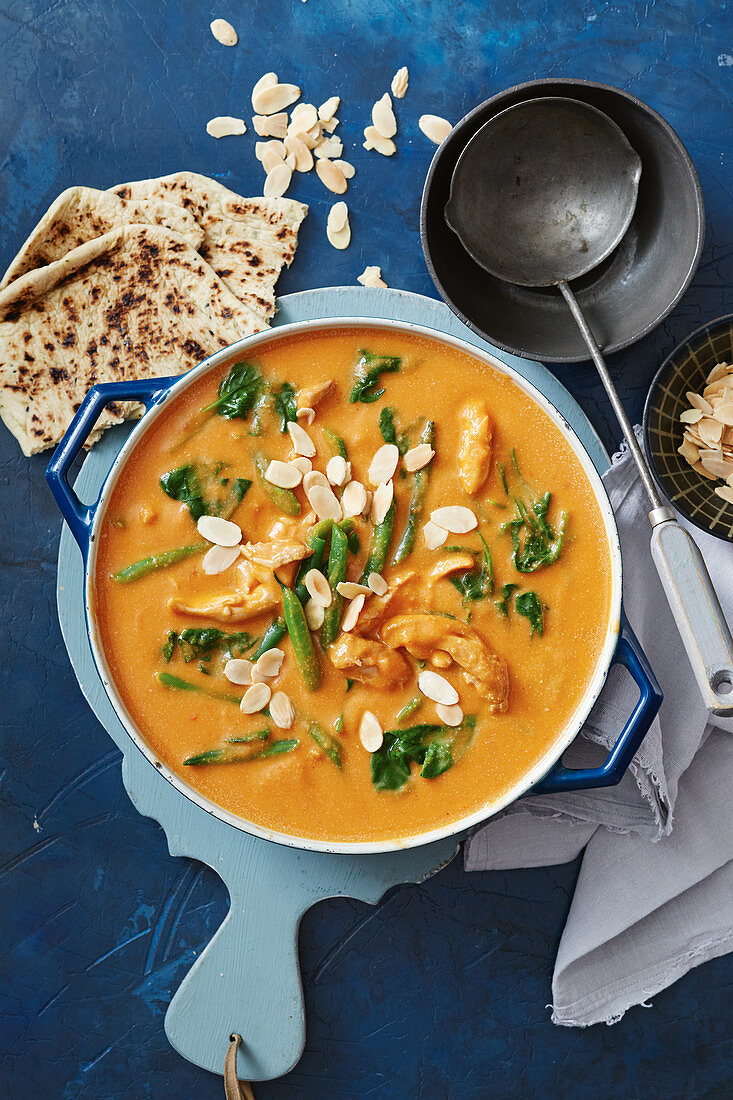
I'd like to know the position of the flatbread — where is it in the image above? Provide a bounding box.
[0,225,266,456]
[0,186,204,290]
[109,171,307,320]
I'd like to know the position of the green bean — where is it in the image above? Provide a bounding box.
[280,583,321,691]
[294,535,327,604]
[112,542,207,583]
[323,427,348,460]
[396,696,423,723]
[184,738,298,766]
[321,524,348,648]
[252,618,286,659]
[392,421,434,564]
[308,721,342,767]
[254,451,300,516]
[360,500,395,581]
[156,672,241,705]
[227,729,270,743]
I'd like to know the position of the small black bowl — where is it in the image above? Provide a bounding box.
[420,78,705,363]
[643,315,733,543]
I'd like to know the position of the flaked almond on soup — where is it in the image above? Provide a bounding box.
[93,329,612,843]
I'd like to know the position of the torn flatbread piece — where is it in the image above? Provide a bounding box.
[0,225,266,456]
[0,186,204,290]
[108,171,307,320]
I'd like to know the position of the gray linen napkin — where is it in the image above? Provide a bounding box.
[464,431,733,1026]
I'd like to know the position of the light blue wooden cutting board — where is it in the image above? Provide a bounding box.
[56,287,608,1082]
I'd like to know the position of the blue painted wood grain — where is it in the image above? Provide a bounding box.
[1,0,732,1095]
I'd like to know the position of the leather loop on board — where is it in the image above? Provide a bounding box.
[224,1034,256,1100]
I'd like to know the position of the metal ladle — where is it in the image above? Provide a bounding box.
[445,96,733,714]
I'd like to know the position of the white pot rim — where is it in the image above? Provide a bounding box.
[84,316,622,855]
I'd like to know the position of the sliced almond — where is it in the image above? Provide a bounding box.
[264,162,292,199]
[332,158,355,179]
[342,593,365,632]
[700,453,733,479]
[692,459,719,481]
[687,391,714,416]
[371,480,394,525]
[296,406,315,426]
[367,572,388,596]
[206,116,247,138]
[287,420,317,457]
[423,520,448,549]
[210,18,238,45]
[418,670,459,705]
[678,438,700,465]
[251,72,278,111]
[418,114,452,144]
[321,116,340,133]
[357,265,387,288]
[255,139,286,172]
[326,454,349,486]
[372,93,397,139]
[707,362,730,384]
[337,581,372,599]
[270,691,295,729]
[680,408,703,424]
[249,667,269,685]
[714,485,733,505]
[287,457,311,477]
[698,417,723,447]
[197,515,242,546]
[431,506,477,534]
[284,132,313,172]
[326,221,351,250]
[290,102,318,131]
[715,403,733,426]
[341,479,369,518]
[327,201,349,233]
[305,599,325,629]
[368,443,399,485]
[202,544,241,575]
[359,711,383,752]
[252,112,288,138]
[303,470,331,494]
[391,66,409,99]
[240,682,271,714]
[318,96,340,121]
[436,702,463,727]
[224,658,253,685]
[404,443,434,472]
[316,159,348,194]
[314,136,343,160]
[363,125,396,156]
[307,483,342,521]
[256,648,285,678]
[253,82,301,115]
[265,459,302,488]
[305,568,332,608]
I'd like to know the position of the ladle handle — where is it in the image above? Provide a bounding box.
[650,517,733,716]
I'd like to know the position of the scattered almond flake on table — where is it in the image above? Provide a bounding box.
[418,114,452,144]
[256,140,287,173]
[391,66,409,99]
[418,670,459,706]
[332,159,355,179]
[251,72,278,109]
[252,113,288,138]
[210,18,238,45]
[202,544,241,575]
[326,201,349,234]
[430,505,477,533]
[253,81,301,116]
[206,116,247,139]
[316,159,348,195]
[363,125,396,156]
[326,205,351,249]
[372,93,397,139]
[224,658,253,685]
[314,136,344,160]
[270,691,295,729]
[263,162,292,199]
[359,711,383,752]
[318,96,340,121]
[284,133,314,172]
[197,515,242,546]
[291,102,319,131]
[357,266,387,288]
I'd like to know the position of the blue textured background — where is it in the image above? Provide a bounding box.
[1,1,732,1096]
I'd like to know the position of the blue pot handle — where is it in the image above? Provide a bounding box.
[531,611,662,794]
[45,377,176,554]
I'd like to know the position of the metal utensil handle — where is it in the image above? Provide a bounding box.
[650,519,733,715]
[531,612,662,793]
[45,377,176,552]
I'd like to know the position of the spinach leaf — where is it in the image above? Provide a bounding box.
[379,406,397,444]
[162,630,177,662]
[370,718,476,791]
[494,582,519,616]
[449,535,494,601]
[205,361,263,420]
[160,464,206,520]
[515,591,544,635]
[504,492,568,572]
[349,350,401,403]
[274,382,298,432]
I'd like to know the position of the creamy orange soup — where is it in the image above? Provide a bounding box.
[94,328,612,842]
